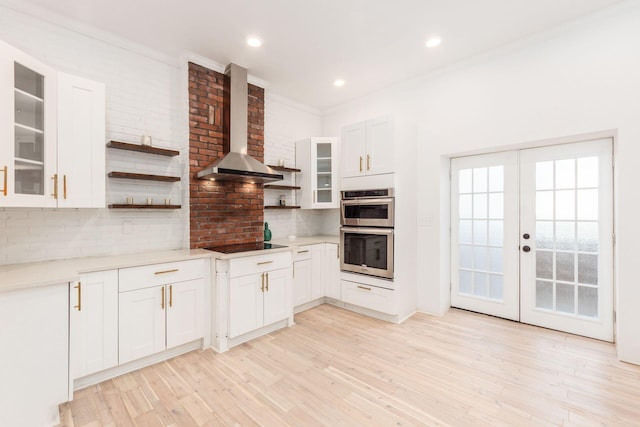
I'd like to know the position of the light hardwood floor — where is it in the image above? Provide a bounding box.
[59,305,640,426]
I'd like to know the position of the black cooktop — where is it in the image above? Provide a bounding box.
[204,242,288,254]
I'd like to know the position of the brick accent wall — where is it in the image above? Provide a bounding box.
[189,62,265,248]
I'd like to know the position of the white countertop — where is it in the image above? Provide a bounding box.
[0,249,213,294]
[0,236,339,293]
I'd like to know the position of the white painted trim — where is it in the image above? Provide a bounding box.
[180,52,270,88]
[293,297,324,314]
[0,0,178,67]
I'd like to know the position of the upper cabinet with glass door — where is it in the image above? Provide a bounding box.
[296,137,338,209]
[1,40,57,207]
[0,40,105,208]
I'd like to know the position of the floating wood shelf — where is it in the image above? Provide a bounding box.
[109,204,182,209]
[108,171,181,182]
[267,165,301,173]
[264,184,301,190]
[107,140,180,157]
[264,205,301,209]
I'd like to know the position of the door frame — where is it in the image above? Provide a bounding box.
[444,130,617,341]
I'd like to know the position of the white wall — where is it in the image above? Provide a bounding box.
[323,0,640,364]
[264,93,338,239]
[0,3,329,264]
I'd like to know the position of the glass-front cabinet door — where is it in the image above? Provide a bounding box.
[0,40,57,207]
[313,140,336,207]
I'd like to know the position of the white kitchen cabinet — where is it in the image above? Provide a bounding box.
[0,283,69,427]
[57,73,106,208]
[70,270,118,380]
[324,243,341,300]
[119,260,205,364]
[340,116,394,178]
[0,39,57,207]
[229,267,291,338]
[0,40,105,208]
[221,251,293,342]
[296,137,338,208]
[342,279,397,315]
[293,244,325,307]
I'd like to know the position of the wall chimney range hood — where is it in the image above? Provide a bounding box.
[196,63,283,183]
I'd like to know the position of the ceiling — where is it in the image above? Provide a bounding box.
[12,0,625,110]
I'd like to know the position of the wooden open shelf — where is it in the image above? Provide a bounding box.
[264,184,301,190]
[109,204,182,209]
[267,165,301,173]
[107,140,180,157]
[108,171,180,182]
[264,205,301,209]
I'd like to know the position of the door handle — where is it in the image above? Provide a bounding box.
[169,284,173,307]
[1,165,7,196]
[73,282,82,311]
[523,233,530,239]
[161,287,165,309]
[359,156,363,172]
[260,272,265,292]
[522,246,531,252]
[367,154,371,170]
[266,272,269,292]
[63,175,67,200]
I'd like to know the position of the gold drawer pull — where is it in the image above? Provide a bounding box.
[74,282,82,311]
[257,261,273,266]
[1,165,7,196]
[297,250,309,254]
[155,269,179,275]
[357,285,372,291]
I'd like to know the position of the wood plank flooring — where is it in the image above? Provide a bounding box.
[58,305,640,426]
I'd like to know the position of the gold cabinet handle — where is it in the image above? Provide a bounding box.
[367,154,371,171]
[257,261,273,266]
[169,284,173,307]
[260,272,265,292]
[155,269,179,275]
[357,285,372,291]
[297,250,309,254]
[73,282,82,311]
[63,175,67,200]
[359,156,363,172]
[161,287,165,309]
[266,272,269,292]
[51,174,58,199]
[1,165,7,196]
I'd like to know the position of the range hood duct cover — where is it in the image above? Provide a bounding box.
[196,63,283,183]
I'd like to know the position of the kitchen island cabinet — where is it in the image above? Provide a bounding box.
[0,283,69,427]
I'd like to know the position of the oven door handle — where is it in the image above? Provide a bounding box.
[341,198,394,206]
[340,227,394,235]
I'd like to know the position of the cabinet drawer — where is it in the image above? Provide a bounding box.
[119,259,205,292]
[229,251,292,278]
[292,245,313,261]
[341,280,397,315]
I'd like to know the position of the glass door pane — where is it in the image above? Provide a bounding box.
[14,62,45,195]
[316,142,332,204]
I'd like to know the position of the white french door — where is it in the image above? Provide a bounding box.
[451,138,614,341]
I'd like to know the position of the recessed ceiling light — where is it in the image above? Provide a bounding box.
[247,36,262,47]
[333,79,345,87]
[425,37,442,48]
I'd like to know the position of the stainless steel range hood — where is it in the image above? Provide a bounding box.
[196,63,283,183]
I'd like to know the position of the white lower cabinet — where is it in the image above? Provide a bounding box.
[118,259,205,364]
[229,267,290,338]
[293,244,325,307]
[341,279,397,315]
[324,243,341,300]
[0,284,69,427]
[71,270,118,379]
[119,278,204,364]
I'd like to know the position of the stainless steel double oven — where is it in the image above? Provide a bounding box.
[340,188,394,279]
